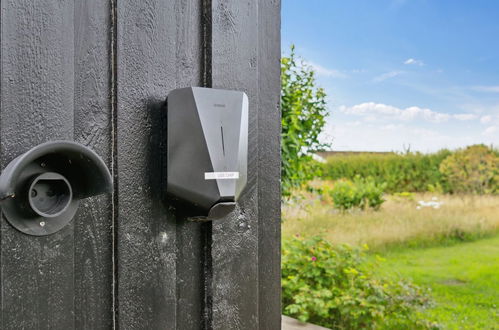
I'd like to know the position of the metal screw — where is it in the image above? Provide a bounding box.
[40,221,46,227]
[40,162,46,167]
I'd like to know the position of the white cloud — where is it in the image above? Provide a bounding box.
[304,61,347,78]
[480,115,493,124]
[339,102,476,123]
[471,86,499,93]
[453,114,477,121]
[479,113,499,138]
[483,126,498,136]
[373,71,404,82]
[404,58,424,66]
[381,124,404,131]
[327,122,477,152]
[345,121,362,126]
[460,103,499,118]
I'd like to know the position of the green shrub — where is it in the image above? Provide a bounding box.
[329,179,361,211]
[321,150,452,193]
[329,177,386,211]
[356,176,387,210]
[282,237,435,329]
[439,145,499,194]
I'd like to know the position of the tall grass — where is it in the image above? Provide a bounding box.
[320,150,452,193]
[283,192,499,252]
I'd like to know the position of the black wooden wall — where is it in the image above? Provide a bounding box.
[0,0,281,329]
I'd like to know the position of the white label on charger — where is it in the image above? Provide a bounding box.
[205,172,239,180]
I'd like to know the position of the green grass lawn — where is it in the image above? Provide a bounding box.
[283,189,499,328]
[375,235,499,329]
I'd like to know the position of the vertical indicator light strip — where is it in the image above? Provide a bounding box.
[220,126,225,157]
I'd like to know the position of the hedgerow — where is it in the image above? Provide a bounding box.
[319,146,499,194]
[320,150,451,193]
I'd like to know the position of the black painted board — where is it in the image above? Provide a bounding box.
[0,0,281,329]
[74,0,114,328]
[210,0,260,329]
[116,1,176,328]
[0,0,75,329]
[172,2,208,330]
[116,0,206,328]
[257,0,282,329]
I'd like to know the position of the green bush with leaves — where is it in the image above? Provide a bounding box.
[321,150,451,193]
[282,236,435,329]
[357,176,387,210]
[439,144,499,194]
[328,180,361,211]
[281,46,329,196]
[329,177,387,211]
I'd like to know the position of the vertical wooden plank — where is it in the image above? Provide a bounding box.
[257,0,282,329]
[116,0,205,328]
[172,2,208,329]
[116,1,176,328]
[210,0,260,329]
[0,0,75,329]
[74,0,114,328]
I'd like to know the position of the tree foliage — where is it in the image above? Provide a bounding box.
[281,46,329,196]
[439,144,499,194]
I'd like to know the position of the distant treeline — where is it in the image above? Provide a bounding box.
[320,145,498,194]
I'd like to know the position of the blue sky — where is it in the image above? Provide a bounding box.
[282,0,499,152]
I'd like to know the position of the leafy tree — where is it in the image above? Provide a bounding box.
[281,46,329,196]
[439,144,499,194]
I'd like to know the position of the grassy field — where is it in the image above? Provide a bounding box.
[283,187,499,328]
[376,236,499,329]
[283,190,499,251]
